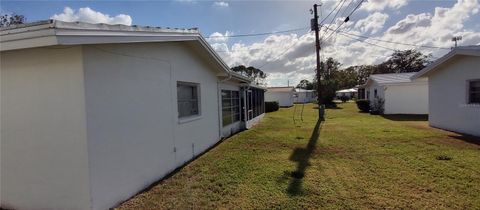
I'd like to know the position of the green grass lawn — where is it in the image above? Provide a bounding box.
[117,103,480,209]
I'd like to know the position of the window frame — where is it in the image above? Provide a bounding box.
[177,81,201,122]
[221,89,241,127]
[467,79,480,104]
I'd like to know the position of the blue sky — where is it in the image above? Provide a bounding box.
[1,0,479,86]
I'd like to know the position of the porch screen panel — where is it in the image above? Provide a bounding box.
[222,90,240,126]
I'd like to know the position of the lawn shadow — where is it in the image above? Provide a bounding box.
[448,133,480,146]
[381,114,428,121]
[312,104,343,110]
[287,119,322,196]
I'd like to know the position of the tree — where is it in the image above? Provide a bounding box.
[381,49,432,73]
[296,79,314,90]
[1,13,26,28]
[354,49,432,85]
[230,65,267,85]
[335,66,359,89]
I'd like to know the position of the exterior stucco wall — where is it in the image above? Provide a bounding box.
[296,92,315,103]
[365,81,385,102]
[265,92,293,107]
[82,42,222,210]
[428,55,480,136]
[0,47,91,210]
[384,82,428,114]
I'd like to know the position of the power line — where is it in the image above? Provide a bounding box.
[338,32,397,51]
[206,26,309,39]
[257,29,312,69]
[323,25,450,50]
[340,0,355,17]
[323,0,366,41]
[318,0,344,26]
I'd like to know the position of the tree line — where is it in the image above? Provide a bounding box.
[296,49,432,104]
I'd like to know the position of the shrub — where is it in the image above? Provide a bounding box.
[265,101,279,113]
[370,98,385,115]
[356,99,370,112]
[340,95,350,103]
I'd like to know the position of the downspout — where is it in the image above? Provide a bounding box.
[217,71,232,139]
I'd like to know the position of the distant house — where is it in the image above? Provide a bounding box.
[335,88,358,99]
[413,46,480,137]
[358,72,428,114]
[0,20,265,210]
[265,87,295,107]
[295,88,316,103]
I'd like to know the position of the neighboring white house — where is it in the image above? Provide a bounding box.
[265,87,295,107]
[0,20,265,210]
[295,88,316,103]
[412,46,480,137]
[359,72,429,114]
[335,88,358,99]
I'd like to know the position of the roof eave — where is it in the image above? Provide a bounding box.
[412,47,480,79]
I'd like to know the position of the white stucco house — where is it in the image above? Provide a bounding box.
[412,46,480,137]
[0,20,265,210]
[358,72,428,114]
[265,87,295,107]
[294,88,316,103]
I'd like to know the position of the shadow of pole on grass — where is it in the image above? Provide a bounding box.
[287,119,322,196]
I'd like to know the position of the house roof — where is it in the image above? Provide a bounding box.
[0,20,242,81]
[295,88,315,93]
[370,72,417,84]
[412,45,480,79]
[267,87,295,93]
[336,88,357,93]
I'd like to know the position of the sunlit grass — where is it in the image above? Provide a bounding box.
[117,102,480,209]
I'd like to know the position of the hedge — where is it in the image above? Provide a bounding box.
[265,101,279,113]
[355,99,370,112]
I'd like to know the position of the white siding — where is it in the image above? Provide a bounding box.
[0,47,91,210]
[384,82,428,114]
[82,42,222,210]
[365,80,428,114]
[265,92,293,107]
[428,55,480,136]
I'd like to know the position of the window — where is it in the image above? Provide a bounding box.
[177,82,199,118]
[469,80,480,104]
[222,90,240,126]
[374,89,378,98]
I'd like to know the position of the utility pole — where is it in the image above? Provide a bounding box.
[311,3,324,120]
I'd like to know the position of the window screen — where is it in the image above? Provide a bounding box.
[469,80,480,104]
[177,82,199,118]
[222,90,240,126]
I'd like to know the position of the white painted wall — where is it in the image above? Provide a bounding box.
[83,42,222,210]
[428,55,480,136]
[365,81,385,102]
[296,92,315,103]
[265,91,293,107]
[1,47,92,210]
[384,81,428,114]
[365,80,428,114]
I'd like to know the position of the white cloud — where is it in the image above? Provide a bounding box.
[208,31,233,42]
[213,0,480,87]
[360,0,408,11]
[212,1,229,7]
[354,12,389,34]
[51,7,132,25]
